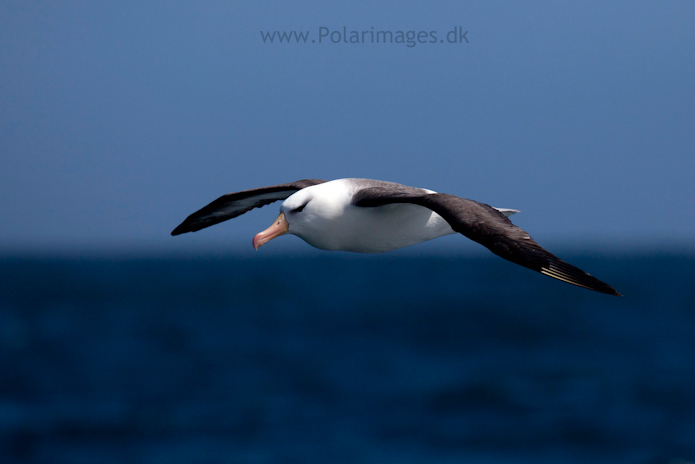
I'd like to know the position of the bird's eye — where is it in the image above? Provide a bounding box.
[291,203,308,214]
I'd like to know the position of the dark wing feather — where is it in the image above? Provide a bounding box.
[171,179,327,236]
[354,188,620,296]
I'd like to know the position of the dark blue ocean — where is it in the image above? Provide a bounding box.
[1,252,694,464]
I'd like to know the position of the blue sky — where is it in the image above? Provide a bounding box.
[1,1,693,255]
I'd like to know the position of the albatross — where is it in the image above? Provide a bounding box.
[171,178,620,296]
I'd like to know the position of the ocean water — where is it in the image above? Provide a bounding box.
[0,253,693,464]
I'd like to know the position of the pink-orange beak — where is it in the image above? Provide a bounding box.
[252,212,289,250]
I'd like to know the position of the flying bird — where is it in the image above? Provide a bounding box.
[171,178,620,296]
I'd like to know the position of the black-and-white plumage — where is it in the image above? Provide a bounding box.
[172,178,620,296]
[170,179,326,235]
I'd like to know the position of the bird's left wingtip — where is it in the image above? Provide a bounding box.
[171,223,187,236]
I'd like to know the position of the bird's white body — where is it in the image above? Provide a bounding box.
[281,179,502,253]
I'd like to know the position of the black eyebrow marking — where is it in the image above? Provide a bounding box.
[291,202,308,213]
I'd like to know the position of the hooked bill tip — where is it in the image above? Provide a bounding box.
[252,212,289,250]
[252,233,263,250]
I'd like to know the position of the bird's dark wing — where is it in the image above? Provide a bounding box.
[353,187,620,296]
[171,179,327,236]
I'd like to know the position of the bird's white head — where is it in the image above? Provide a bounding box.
[252,180,351,251]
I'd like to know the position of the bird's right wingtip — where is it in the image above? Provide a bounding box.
[602,287,622,297]
[540,261,621,296]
